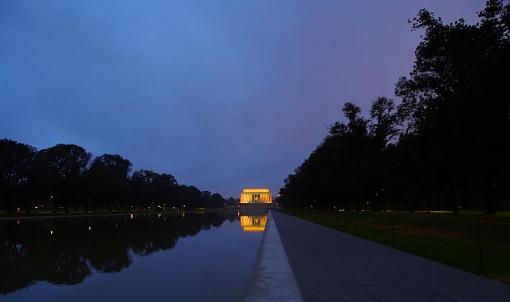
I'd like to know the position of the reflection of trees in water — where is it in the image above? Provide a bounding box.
[0,213,232,294]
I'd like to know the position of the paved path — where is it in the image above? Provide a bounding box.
[272,211,510,302]
[245,211,303,301]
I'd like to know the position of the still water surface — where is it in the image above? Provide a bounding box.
[0,211,267,302]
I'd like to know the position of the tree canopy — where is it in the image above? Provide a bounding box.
[0,139,227,213]
[278,0,510,213]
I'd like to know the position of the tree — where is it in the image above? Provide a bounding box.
[369,97,399,147]
[129,170,180,210]
[87,154,132,212]
[34,144,91,213]
[279,1,510,213]
[396,1,510,212]
[0,139,36,213]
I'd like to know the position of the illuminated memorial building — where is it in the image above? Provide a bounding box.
[239,188,272,204]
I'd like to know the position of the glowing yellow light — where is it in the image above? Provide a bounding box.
[239,188,273,204]
[240,215,268,232]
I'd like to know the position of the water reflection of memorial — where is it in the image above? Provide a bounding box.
[239,215,268,232]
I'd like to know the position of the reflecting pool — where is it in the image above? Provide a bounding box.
[0,211,266,302]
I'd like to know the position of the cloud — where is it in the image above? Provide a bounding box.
[0,0,483,197]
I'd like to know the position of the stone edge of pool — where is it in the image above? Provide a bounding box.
[244,210,303,302]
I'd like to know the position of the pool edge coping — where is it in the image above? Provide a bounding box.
[244,210,303,302]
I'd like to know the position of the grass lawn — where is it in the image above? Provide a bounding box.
[282,208,510,284]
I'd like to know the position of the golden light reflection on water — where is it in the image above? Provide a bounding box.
[240,215,267,232]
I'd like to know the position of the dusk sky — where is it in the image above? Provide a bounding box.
[1,0,483,198]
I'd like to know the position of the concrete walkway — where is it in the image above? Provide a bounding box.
[272,211,510,302]
[245,211,303,301]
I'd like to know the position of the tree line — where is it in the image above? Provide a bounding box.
[278,1,510,213]
[0,139,228,213]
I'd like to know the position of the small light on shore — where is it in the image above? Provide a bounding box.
[50,230,54,235]
[130,214,134,220]
[16,220,20,225]
[88,226,92,231]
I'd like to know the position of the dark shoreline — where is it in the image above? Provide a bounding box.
[0,208,219,221]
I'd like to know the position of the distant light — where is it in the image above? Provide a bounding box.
[16,220,20,225]
[130,214,134,220]
[50,230,54,235]
[157,213,162,218]
[35,206,38,209]
[88,226,92,231]
[16,207,20,212]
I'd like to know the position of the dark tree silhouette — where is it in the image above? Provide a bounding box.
[87,154,132,212]
[0,140,227,212]
[278,0,510,212]
[0,139,36,213]
[34,144,91,213]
